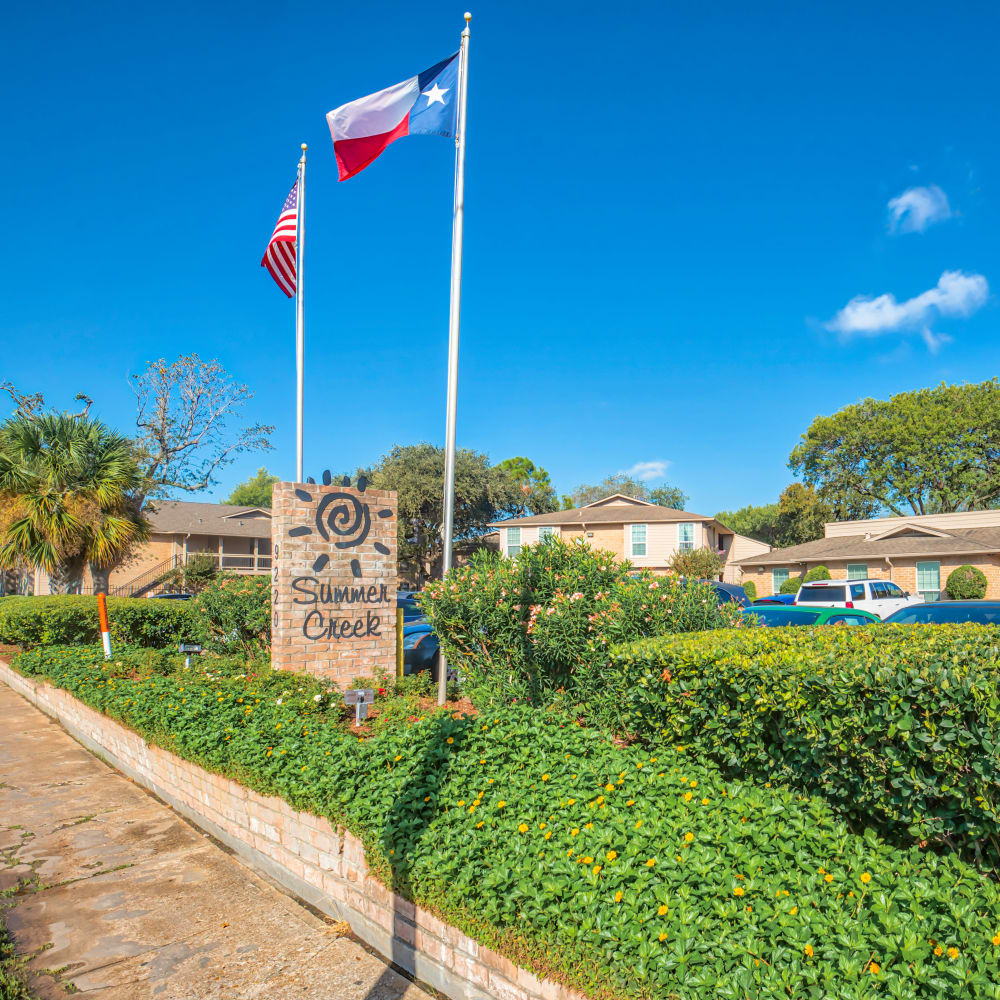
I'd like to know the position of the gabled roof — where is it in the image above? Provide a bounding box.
[146,500,272,538]
[735,525,1000,568]
[868,521,954,542]
[489,495,717,528]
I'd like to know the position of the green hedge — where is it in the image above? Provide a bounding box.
[0,595,192,649]
[10,645,1000,999]
[612,625,1000,868]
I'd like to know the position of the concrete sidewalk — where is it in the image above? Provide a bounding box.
[0,680,431,1000]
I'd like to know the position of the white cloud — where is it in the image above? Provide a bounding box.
[623,460,668,481]
[826,270,987,351]
[887,185,952,233]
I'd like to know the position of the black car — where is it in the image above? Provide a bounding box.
[883,600,1000,624]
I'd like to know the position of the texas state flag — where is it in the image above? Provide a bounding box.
[326,53,459,181]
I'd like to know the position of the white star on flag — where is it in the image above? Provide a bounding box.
[422,82,448,106]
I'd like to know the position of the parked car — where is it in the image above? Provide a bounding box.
[147,592,193,600]
[793,579,922,620]
[752,594,796,606]
[883,600,1000,624]
[402,619,447,678]
[397,591,425,621]
[705,581,751,608]
[743,605,880,627]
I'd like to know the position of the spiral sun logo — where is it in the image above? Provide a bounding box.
[288,472,393,578]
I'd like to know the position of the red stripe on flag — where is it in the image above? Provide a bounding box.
[334,116,410,181]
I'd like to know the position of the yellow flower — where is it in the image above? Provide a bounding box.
[394,755,402,761]
[684,832,694,843]
[457,800,465,806]
[870,963,881,975]
[592,865,602,875]
[542,774,550,781]
[701,798,709,805]
[582,856,594,864]
[614,891,623,903]
[446,737,454,744]
[475,821,484,829]
[424,796,431,802]
[658,932,667,942]
[824,874,833,883]
[646,858,656,868]
[571,828,579,836]
[635,819,642,829]
[992,934,1000,947]
[683,792,693,802]
[596,796,605,805]
[804,944,814,958]
[567,798,576,806]
[789,906,798,915]
[947,947,959,960]
[733,887,744,897]
[605,784,614,792]
[544,831,552,840]
[585,822,593,830]
[626,799,635,806]
[689,780,697,789]
[658,904,668,916]
[860,872,871,884]
[518,823,529,833]
[497,800,505,808]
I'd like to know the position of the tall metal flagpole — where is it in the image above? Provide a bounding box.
[295,143,307,483]
[438,12,471,706]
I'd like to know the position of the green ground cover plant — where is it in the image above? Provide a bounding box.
[0,595,190,649]
[613,625,1000,870]
[419,538,746,727]
[0,912,33,1000]
[10,645,1000,999]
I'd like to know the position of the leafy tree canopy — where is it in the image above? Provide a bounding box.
[366,444,522,584]
[496,457,558,518]
[562,474,689,511]
[225,467,278,508]
[717,483,833,548]
[789,380,1000,516]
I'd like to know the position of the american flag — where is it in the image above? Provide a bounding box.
[261,180,298,297]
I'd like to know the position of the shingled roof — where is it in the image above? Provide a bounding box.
[489,494,719,528]
[145,501,272,539]
[734,525,1000,567]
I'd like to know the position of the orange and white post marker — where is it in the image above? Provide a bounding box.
[96,593,112,660]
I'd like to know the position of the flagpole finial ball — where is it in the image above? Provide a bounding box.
[301,143,308,151]
[464,11,471,22]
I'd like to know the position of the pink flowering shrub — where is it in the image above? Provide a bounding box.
[419,537,745,727]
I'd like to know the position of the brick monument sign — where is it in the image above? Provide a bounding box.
[271,478,397,685]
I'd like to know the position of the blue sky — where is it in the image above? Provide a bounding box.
[3,0,997,516]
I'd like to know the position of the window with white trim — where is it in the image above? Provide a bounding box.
[847,563,868,580]
[506,526,522,557]
[538,526,555,542]
[630,523,647,557]
[772,568,790,594]
[677,523,695,553]
[916,561,940,602]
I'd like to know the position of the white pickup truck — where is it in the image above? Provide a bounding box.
[794,578,924,621]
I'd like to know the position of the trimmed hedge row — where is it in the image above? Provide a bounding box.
[10,645,1000,999]
[0,595,192,648]
[612,625,1000,868]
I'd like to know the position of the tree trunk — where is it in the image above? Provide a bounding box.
[47,559,86,595]
[89,563,112,595]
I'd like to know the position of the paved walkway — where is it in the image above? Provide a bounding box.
[0,680,431,1000]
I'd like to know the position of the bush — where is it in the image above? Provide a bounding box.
[779,575,802,594]
[11,644,1000,999]
[803,564,831,582]
[189,573,270,658]
[741,579,756,601]
[666,546,723,579]
[160,553,219,594]
[419,538,747,725]
[612,625,1000,868]
[947,564,988,600]
[0,595,191,648]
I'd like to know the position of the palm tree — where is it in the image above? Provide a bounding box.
[0,414,149,594]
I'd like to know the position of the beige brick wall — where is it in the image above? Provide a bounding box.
[271,483,397,686]
[0,662,585,1000]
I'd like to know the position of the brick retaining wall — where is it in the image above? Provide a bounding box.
[0,661,582,1000]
